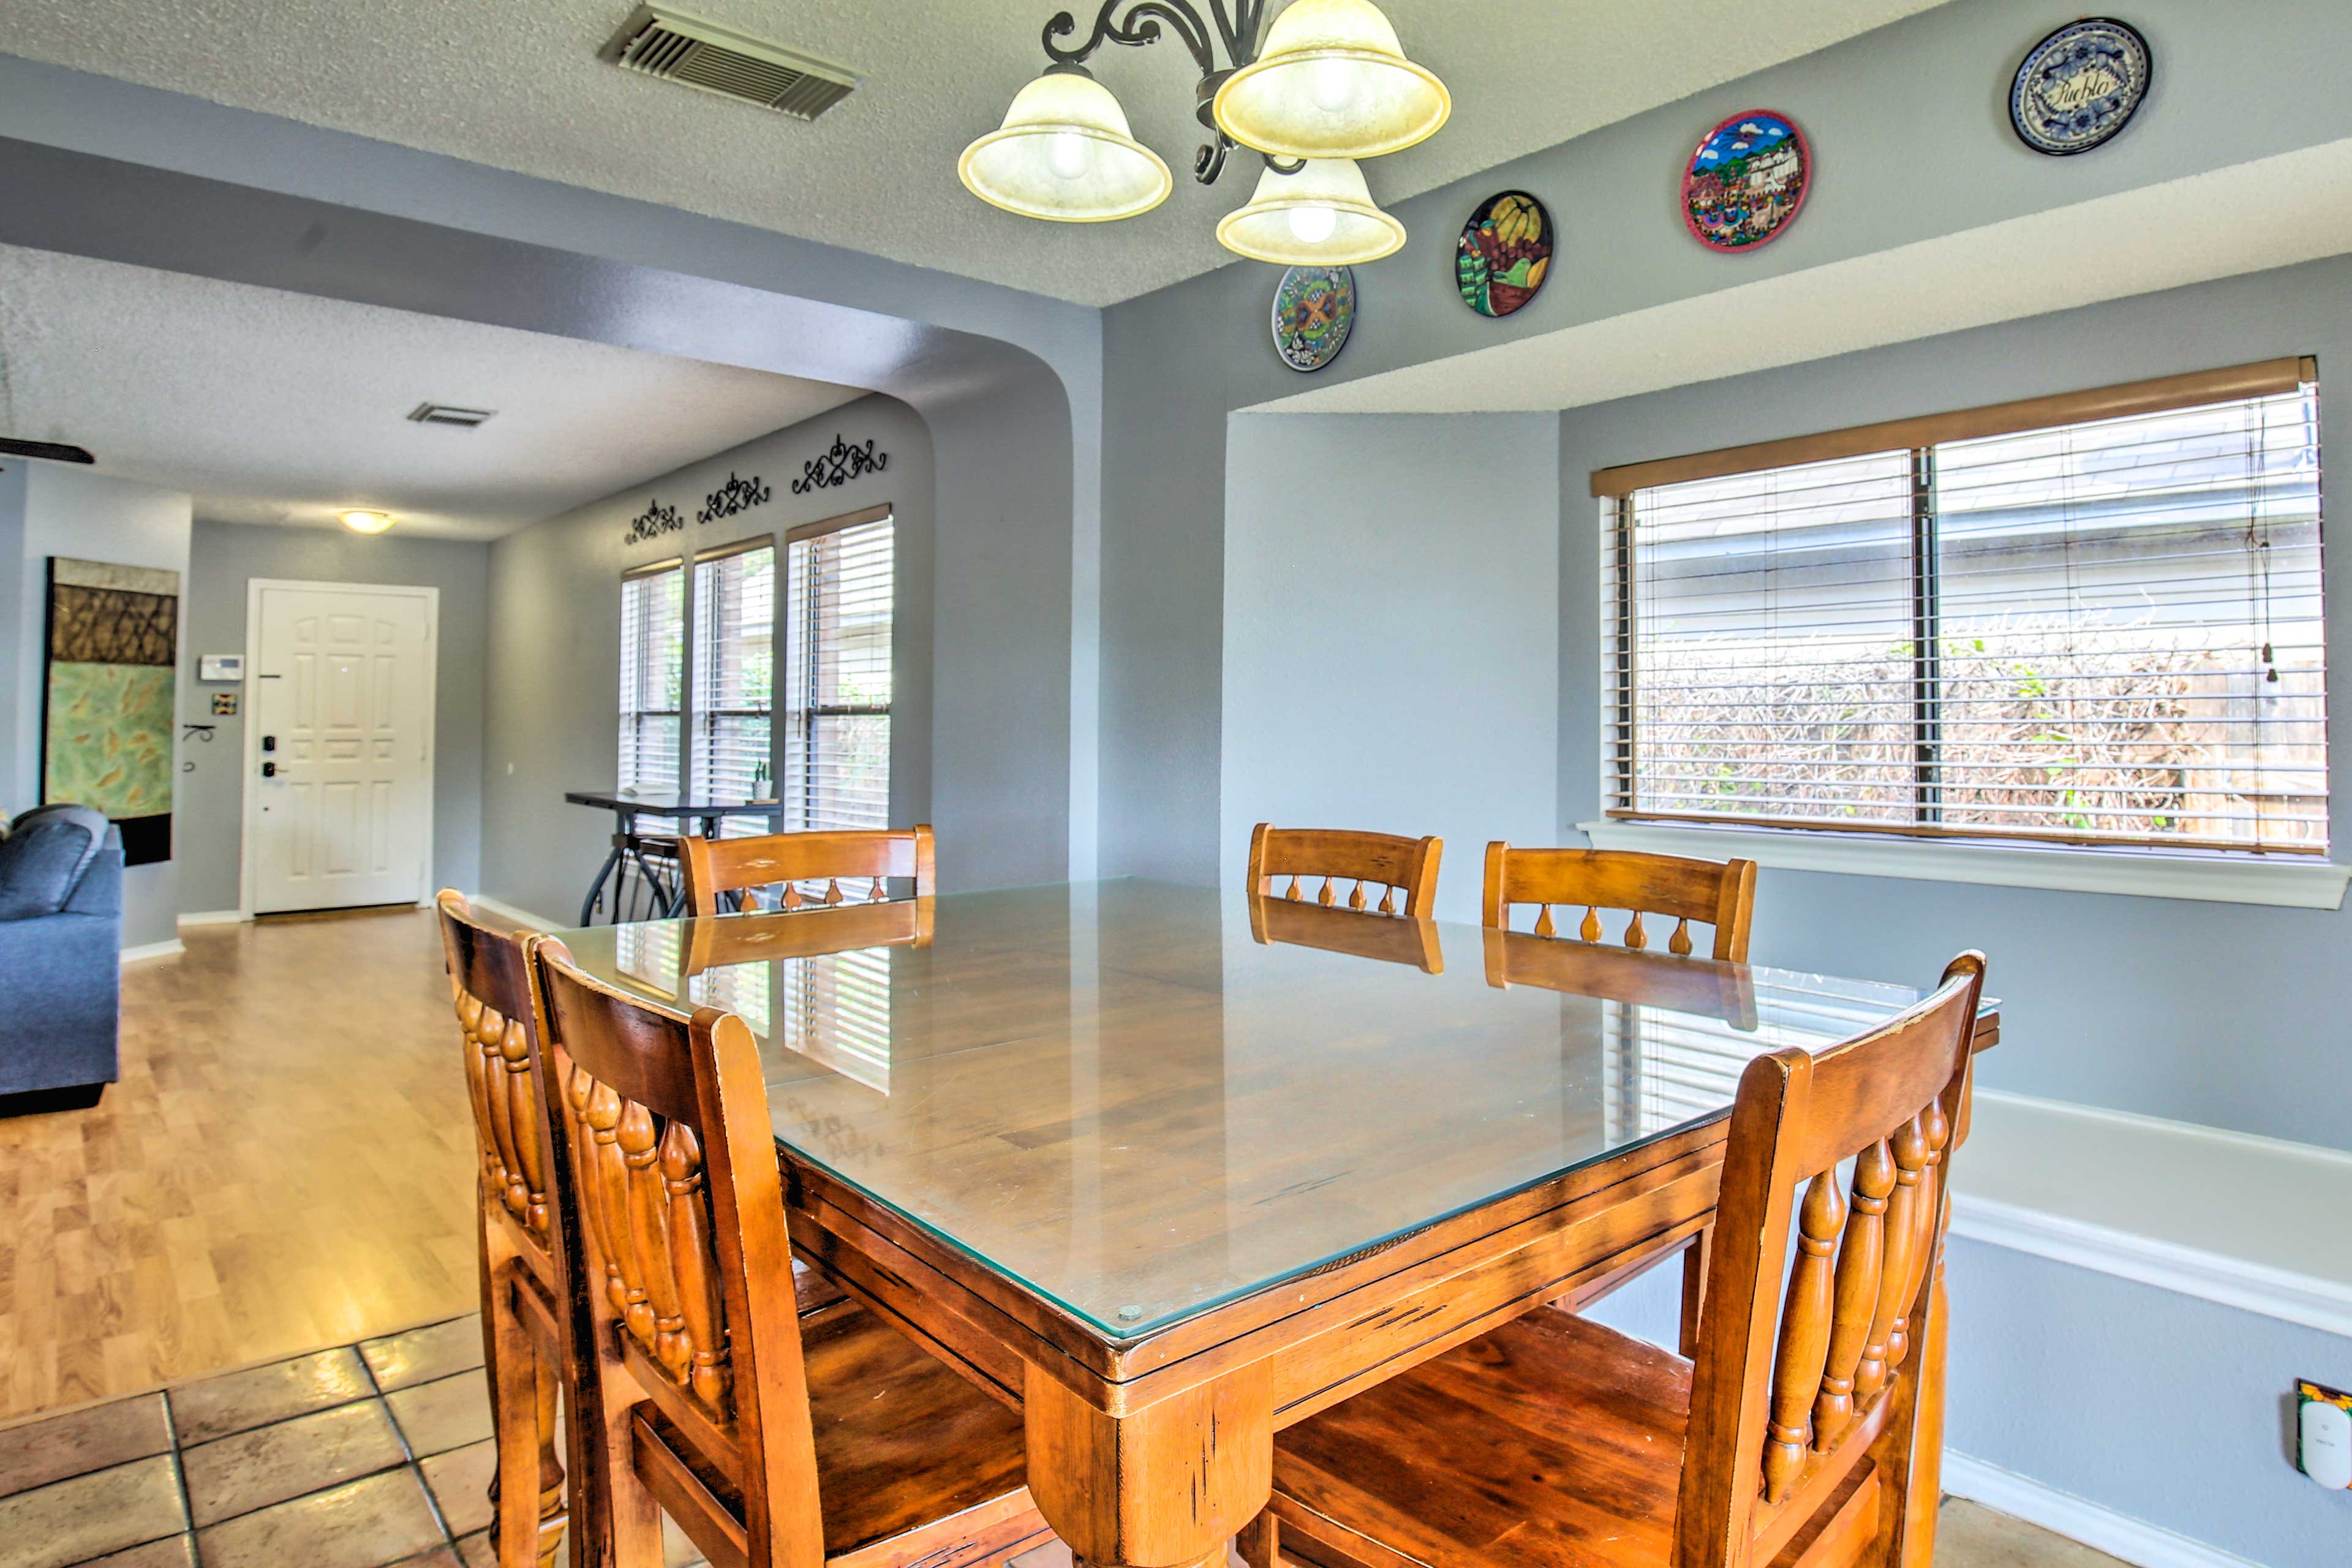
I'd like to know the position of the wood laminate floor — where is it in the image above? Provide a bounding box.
[0,908,477,1423]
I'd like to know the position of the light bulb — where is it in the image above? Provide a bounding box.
[1287,204,1339,244]
[1047,132,1091,181]
[340,510,393,534]
[1308,58,1355,113]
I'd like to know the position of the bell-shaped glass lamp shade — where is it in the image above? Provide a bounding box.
[959,70,1174,222]
[1213,0,1450,161]
[1215,157,1405,265]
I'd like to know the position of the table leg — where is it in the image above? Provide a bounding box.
[1024,1363,1271,1568]
[579,840,625,928]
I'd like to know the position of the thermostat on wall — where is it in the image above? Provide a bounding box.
[197,654,244,682]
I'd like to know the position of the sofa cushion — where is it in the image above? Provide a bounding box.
[0,804,113,920]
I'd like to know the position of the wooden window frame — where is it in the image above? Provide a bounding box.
[1597,358,2328,858]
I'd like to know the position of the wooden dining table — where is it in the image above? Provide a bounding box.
[550,879,1998,1568]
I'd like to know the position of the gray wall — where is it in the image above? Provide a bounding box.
[0,50,1101,886]
[1098,0,2352,889]
[1,463,193,949]
[0,462,25,815]
[173,519,492,913]
[1221,414,1560,924]
[1557,252,2352,1152]
[481,393,933,925]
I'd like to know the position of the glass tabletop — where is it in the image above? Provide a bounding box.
[548,879,1947,1341]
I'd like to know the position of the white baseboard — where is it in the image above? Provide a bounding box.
[176,910,245,929]
[1943,1452,2268,1568]
[119,938,185,964]
[464,893,567,933]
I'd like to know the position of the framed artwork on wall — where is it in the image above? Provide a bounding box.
[1682,110,1811,252]
[2010,18,2152,156]
[1272,265,1355,373]
[1457,192,1553,317]
[42,557,179,865]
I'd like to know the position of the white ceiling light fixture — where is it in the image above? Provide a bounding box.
[959,69,1174,223]
[341,509,394,533]
[962,0,1437,262]
[1213,0,1450,161]
[1215,157,1404,265]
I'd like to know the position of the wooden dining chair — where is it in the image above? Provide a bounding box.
[1245,951,1986,1568]
[680,827,937,918]
[1246,823,1441,918]
[1249,894,1444,974]
[435,891,573,1568]
[1483,843,1758,962]
[523,933,1050,1568]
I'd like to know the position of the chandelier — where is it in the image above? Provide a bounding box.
[959,0,1449,266]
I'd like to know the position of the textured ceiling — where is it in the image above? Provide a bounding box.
[0,0,1951,307]
[1246,141,2352,418]
[0,244,864,538]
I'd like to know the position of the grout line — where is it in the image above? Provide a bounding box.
[159,1385,198,1553]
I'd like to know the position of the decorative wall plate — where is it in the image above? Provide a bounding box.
[1682,110,1811,253]
[2010,18,2152,156]
[1457,192,1553,318]
[1272,266,1355,373]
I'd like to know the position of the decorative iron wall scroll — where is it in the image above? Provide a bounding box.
[698,472,772,524]
[794,435,891,494]
[624,499,684,546]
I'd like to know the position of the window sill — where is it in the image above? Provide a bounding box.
[1577,818,2352,910]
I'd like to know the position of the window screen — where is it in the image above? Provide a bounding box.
[690,543,775,835]
[1608,372,2326,854]
[618,562,684,798]
[784,513,894,833]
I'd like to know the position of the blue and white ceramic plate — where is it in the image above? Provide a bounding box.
[2010,18,2152,156]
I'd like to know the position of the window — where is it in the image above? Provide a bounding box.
[618,560,684,797]
[783,508,894,833]
[690,542,775,834]
[1602,360,2327,856]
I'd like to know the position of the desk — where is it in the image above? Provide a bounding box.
[552,881,1998,1568]
[561,791,785,925]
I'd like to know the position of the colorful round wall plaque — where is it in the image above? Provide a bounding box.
[1681,110,1811,253]
[1271,265,1355,373]
[1457,192,1553,318]
[2010,18,2152,156]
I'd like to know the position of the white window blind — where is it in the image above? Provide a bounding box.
[618,562,684,797]
[690,543,775,834]
[1610,372,2327,856]
[784,513,894,833]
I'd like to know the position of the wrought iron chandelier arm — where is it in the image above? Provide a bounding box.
[1042,0,1219,75]
[1204,0,1269,67]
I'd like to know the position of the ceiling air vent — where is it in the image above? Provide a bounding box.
[602,5,860,121]
[408,403,496,429]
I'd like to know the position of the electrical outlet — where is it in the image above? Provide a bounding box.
[2299,1379,2352,1490]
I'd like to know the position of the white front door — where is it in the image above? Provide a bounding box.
[248,582,436,914]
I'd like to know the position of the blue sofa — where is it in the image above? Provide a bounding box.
[0,804,123,1113]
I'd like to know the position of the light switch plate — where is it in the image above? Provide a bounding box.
[2299,1380,2352,1490]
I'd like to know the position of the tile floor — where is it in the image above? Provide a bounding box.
[0,1310,2128,1568]
[0,1313,708,1568]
